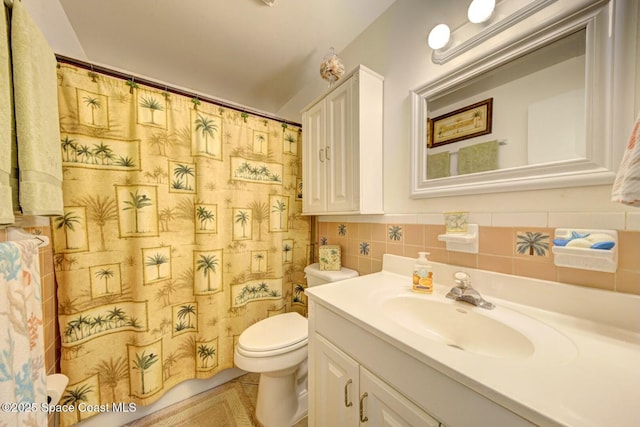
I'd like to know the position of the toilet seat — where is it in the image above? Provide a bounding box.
[237,312,308,357]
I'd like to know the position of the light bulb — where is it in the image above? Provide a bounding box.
[467,0,496,24]
[428,24,451,50]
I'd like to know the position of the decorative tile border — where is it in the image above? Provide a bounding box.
[318,211,638,230]
[314,219,639,295]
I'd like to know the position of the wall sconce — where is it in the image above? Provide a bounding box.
[427,24,451,50]
[467,0,496,24]
[262,0,276,6]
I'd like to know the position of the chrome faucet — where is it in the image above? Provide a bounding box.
[446,271,495,310]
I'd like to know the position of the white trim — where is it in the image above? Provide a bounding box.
[410,1,635,198]
[315,211,637,230]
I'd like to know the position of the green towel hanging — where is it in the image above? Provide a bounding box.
[427,151,451,179]
[457,140,499,175]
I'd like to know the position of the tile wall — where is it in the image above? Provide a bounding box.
[317,215,640,295]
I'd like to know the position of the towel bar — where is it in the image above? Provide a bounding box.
[6,226,49,247]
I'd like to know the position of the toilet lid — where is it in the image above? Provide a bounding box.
[238,312,308,352]
[304,263,359,282]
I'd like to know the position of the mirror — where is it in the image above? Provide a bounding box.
[410,3,620,197]
[427,30,585,177]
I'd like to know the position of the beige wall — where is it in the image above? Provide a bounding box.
[300,1,640,299]
[22,0,86,59]
[278,0,640,220]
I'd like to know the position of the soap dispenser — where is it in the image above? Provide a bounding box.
[412,252,433,293]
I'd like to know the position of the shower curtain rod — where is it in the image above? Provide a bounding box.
[55,54,302,127]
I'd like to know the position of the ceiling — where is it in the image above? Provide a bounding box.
[59,0,397,117]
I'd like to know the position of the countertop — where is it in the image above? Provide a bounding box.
[305,254,640,427]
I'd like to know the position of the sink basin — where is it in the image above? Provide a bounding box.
[382,296,535,359]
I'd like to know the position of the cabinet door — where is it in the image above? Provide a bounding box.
[359,367,440,427]
[302,101,326,213]
[325,78,356,212]
[314,335,359,426]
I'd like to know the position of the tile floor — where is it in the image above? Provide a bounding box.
[232,373,308,427]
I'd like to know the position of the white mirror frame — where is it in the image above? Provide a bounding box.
[410,0,632,198]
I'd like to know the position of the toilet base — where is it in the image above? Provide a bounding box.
[255,364,308,427]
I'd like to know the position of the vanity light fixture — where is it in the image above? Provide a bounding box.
[467,0,496,24]
[427,23,452,50]
[428,0,497,52]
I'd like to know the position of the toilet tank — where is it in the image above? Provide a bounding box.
[304,263,359,287]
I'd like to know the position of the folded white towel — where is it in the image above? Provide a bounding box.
[0,4,15,224]
[611,112,640,206]
[11,0,64,216]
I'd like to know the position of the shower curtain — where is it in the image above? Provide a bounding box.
[53,63,310,426]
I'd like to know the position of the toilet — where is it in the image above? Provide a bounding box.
[234,263,358,427]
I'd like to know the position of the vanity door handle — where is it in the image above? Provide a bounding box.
[359,392,368,422]
[319,148,325,162]
[344,379,353,407]
[325,146,331,160]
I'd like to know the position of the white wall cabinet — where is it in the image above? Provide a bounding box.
[302,65,383,215]
[313,334,440,427]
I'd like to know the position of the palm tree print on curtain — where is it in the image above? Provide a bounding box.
[192,110,221,158]
[54,63,309,426]
[53,207,89,253]
[270,195,289,232]
[194,249,222,294]
[253,130,268,155]
[61,377,99,424]
[138,88,167,128]
[173,302,197,335]
[77,89,108,128]
[60,134,141,170]
[282,239,294,264]
[127,341,162,398]
[89,263,121,297]
[196,338,218,372]
[170,161,196,193]
[195,203,217,233]
[142,246,172,284]
[251,250,268,273]
[116,185,159,237]
[59,302,148,345]
[283,128,298,155]
[73,195,118,252]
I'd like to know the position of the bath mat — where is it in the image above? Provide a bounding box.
[123,381,258,427]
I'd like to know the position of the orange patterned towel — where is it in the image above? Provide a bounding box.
[612,113,640,206]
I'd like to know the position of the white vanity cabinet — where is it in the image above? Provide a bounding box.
[301,65,383,215]
[308,301,536,427]
[314,334,439,427]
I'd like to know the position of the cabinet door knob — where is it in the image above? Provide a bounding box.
[344,379,353,407]
[319,148,325,162]
[359,392,369,422]
[325,146,331,160]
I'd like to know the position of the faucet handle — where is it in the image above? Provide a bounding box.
[453,271,471,289]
